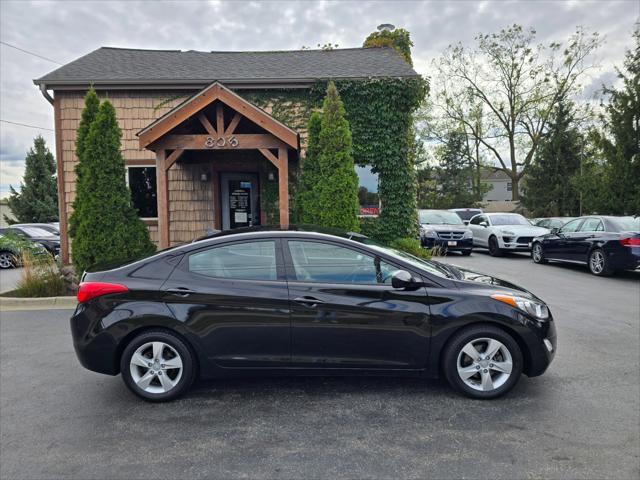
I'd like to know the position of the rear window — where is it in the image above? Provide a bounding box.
[607,217,640,232]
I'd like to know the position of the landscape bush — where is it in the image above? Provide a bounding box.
[13,251,67,298]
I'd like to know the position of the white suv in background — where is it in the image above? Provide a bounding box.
[468,213,550,257]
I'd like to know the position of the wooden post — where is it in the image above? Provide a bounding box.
[53,95,70,265]
[278,148,289,228]
[156,150,170,248]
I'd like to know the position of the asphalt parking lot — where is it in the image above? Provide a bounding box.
[1,252,638,479]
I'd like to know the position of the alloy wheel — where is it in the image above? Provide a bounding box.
[532,244,543,262]
[456,338,513,392]
[129,341,183,394]
[0,252,15,269]
[590,250,605,274]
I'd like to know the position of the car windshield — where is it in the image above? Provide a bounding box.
[608,216,640,232]
[452,210,481,221]
[419,211,464,225]
[13,227,54,237]
[489,214,530,226]
[366,243,455,279]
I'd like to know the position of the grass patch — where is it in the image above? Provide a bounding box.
[388,237,432,260]
[13,251,67,298]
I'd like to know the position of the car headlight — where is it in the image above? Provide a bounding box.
[502,230,515,236]
[421,228,438,238]
[491,293,549,320]
[462,230,473,239]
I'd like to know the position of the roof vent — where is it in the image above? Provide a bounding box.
[377,24,395,32]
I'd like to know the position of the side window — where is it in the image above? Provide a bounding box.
[560,219,583,233]
[188,241,277,280]
[580,218,603,232]
[288,241,395,285]
[470,215,483,225]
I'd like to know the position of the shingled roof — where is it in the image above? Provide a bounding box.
[34,46,419,88]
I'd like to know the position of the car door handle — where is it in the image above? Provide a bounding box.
[165,287,197,297]
[293,296,324,308]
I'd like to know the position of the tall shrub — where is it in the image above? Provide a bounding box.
[69,88,100,237]
[297,111,323,223]
[70,100,155,273]
[312,82,360,231]
[5,136,58,223]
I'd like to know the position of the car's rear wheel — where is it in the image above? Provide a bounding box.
[120,330,196,402]
[488,236,503,257]
[531,242,547,264]
[0,251,17,269]
[443,325,523,399]
[588,248,613,276]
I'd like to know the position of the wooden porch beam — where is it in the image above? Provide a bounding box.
[165,149,184,171]
[151,134,288,151]
[224,113,242,135]
[258,148,280,168]
[216,103,224,136]
[198,112,217,136]
[278,148,289,229]
[156,150,170,249]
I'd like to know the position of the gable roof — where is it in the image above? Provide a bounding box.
[138,82,299,150]
[34,46,419,89]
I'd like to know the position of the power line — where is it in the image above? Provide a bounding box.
[0,41,63,65]
[0,119,54,132]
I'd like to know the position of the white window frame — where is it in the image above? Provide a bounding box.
[125,164,158,221]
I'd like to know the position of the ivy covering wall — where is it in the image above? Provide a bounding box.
[239,76,428,241]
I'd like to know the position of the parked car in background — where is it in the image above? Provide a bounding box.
[11,222,60,235]
[71,227,556,402]
[418,209,473,255]
[0,226,60,258]
[450,208,483,225]
[533,217,577,230]
[468,213,550,256]
[0,232,47,269]
[531,216,640,276]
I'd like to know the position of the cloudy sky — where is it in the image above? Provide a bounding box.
[0,0,637,197]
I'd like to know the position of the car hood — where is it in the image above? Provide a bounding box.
[434,261,539,300]
[421,223,469,231]
[493,225,549,236]
[31,236,60,243]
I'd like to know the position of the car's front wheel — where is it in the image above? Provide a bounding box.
[488,236,503,257]
[531,242,547,264]
[0,251,17,269]
[442,325,523,399]
[120,330,196,402]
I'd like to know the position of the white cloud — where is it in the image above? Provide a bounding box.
[0,0,636,197]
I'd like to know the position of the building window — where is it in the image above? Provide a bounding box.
[507,182,512,192]
[127,167,157,218]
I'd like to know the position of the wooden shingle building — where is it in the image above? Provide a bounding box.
[34,47,420,263]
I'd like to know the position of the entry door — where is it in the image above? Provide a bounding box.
[284,239,432,369]
[221,173,260,230]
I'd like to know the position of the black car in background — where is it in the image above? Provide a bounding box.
[0,226,60,258]
[533,217,576,230]
[450,208,483,225]
[531,216,640,276]
[71,227,556,402]
[418,209,473,255]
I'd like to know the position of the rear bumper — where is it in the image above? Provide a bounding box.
[608,247,640,271]
[421,237,473,251]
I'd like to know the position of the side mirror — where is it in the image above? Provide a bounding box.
[391,270,419,289]
[551,227,560,235]
[480,221,488,227]
[463,220,470,225]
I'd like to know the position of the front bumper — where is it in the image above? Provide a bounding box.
[522,314,557,377]
[421,237,473,251]
[497,236,533,251]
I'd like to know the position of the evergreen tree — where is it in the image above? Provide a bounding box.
[312,82,360,231]
[70,100,155,273]
[5,136,58,223]
[69,88,100,237]
[434,130,478,208]
[522,101,583,216]
[297,111,323,224]
[595,25,640,214]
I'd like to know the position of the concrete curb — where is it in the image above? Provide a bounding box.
[0,296,77,312]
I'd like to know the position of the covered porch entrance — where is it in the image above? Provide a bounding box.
[138,82,299,248]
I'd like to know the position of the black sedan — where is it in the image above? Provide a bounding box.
[531,216,640,276]
[0,226,60,257]
[71,227,556,402]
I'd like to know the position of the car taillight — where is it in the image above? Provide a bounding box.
[77,282,128,303]
[620,237,640,247]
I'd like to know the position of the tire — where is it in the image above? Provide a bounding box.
[461,250,472,256]
[442,325,523,399]
[488,236,503,257]
[588,248,613,276]
[0,251,17,269]
[120,330,196,402]
[531,242,547,264]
